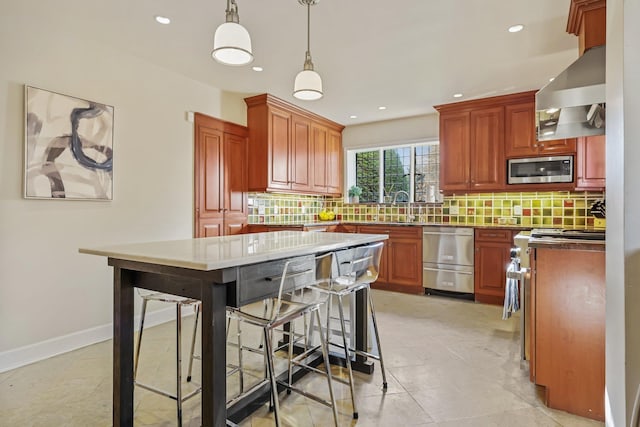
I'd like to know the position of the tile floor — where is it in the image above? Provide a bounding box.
[0,291,604,427]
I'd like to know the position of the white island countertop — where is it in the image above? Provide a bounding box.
[80,231,388,271]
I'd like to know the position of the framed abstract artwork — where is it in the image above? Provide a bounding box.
[24,85,114,200]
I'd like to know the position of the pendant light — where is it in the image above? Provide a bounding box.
[212,0,253,66]
[293,0,323,100]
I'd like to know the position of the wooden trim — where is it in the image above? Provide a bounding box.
[434,90,538,114]
[194,112,248,137]
[566,0,606,35]
[244,93,345,132]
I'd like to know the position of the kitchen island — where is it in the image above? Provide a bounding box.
[80,231,388,427]
[528,235,605,421]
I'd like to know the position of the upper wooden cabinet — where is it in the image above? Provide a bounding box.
[505,101,576,157]
[436,91,578,194]
[575,135,606,190]
[436,92,519,193]
[245,94,344,196]
[438,106,506,193]
[567,0,606,55]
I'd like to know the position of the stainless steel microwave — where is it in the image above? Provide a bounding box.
[507,155,573,184]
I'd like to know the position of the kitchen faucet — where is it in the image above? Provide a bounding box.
[392,190,410,204]
[392,191,414,222]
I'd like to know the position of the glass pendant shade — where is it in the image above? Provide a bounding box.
[212,22,253,66]
[293,69,323,100]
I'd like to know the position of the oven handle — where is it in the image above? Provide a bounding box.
[423,266,473,275]
[507,267,530,281]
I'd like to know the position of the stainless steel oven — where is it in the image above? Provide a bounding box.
[507,155,573,184]
[510,231,531,361]
[423,226,474,296]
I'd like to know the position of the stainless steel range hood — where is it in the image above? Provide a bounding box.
[536,45,605,141]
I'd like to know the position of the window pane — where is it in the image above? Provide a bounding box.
[383,148,410,202]
[415,144,440,202]
[355,151,380,203]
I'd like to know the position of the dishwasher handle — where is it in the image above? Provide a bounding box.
[423,266,473,275]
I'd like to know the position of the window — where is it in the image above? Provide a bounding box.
[355,151,380,203]
[348,141,439,203]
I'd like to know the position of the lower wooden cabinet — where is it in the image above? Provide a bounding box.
[474,229,516,305]
[357,225,423,294]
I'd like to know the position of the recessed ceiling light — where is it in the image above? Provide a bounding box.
[508,24,524,33]
[549,77,555,82]
[349,115,357,119]
[378,106,387,110]
[453,93,463,98]
[252,66,263,72]
[155,15,171,25]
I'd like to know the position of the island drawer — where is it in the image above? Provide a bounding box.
[231,254,316,307]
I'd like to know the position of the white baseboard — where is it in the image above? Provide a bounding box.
[0,306,193,374]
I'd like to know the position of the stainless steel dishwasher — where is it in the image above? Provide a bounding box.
[422,226,474,297]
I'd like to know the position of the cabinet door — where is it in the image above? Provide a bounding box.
[311,122,328,193]
[470,106,505,191]
[195,122,224,238]
[474,240,511,305]
[439,112,470,191]
[388,238,422,287]
[505,101,538,158]
[538,137,576,155]
[269,107,292,190]
[576,135,606,190]
[199,218,223,238]
[224,133,247,215]
[291,114,311,191]
[326,129,343,195]
[224,132,248,232]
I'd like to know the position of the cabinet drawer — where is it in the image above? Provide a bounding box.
[475,229,512,242]
[231,255,315,307]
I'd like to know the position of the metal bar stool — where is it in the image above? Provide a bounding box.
[133,290,201,427]
[226,253,339,427]
[310,241,387,419]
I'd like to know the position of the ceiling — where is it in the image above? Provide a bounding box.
[10,0,579,126]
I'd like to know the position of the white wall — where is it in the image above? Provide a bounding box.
[606,0,640,425]
[342,114,439,149]
[0,13,246,370]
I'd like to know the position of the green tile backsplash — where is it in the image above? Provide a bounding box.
[248,191,605,229]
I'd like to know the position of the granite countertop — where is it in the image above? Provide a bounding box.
[258,221,340,227]
[528,237,605,251]
[79,231,387,271]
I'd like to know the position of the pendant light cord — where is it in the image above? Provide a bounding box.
[306,2,311,56]
[303,0,314,70]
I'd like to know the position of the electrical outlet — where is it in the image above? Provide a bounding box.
[450,205,459,215]
[514,205,522,215]
[258,206,265,215]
